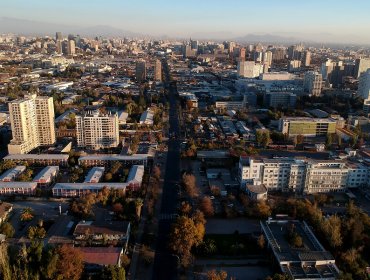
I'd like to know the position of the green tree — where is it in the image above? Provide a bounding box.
[99,265,126,280]
[0,222,15,238]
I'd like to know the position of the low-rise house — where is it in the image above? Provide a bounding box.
[0,182,37,195]
[0,166,26,182]
[73,221,131,250]
[32,166,59,187]
[77,247,124,270]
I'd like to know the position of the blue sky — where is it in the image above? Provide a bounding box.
[1,0,370,42]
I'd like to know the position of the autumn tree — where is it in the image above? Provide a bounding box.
[207,269,228,280]
[199,196,214,217]
[169,213,205,267]
[182,173,198,198]
[99,265,126,280]
[257,234,265,249]
[55,245,84,280]
[322,215,342,248]
[20,207,34,222]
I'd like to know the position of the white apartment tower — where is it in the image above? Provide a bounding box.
[304,71,323,96]
[8,95,56,154]
[237,61,263,78]
[76,111,119,150]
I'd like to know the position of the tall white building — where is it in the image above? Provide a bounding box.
[358,69,370,99]
[8,95,56,154]
[262,51,273,68]
[76,111,119,150]
[237,61,263,78]
[304,71,323,96]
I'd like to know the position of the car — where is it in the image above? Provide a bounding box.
[210,196,215,200]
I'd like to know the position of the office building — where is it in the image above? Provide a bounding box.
[154,59,162,81]
[8,95,56,154]
[278,117,338,137]
[354,58,370,78]
[237,61,263,78]
[264,92,296,109]
[358,69,370,99]
[304,71,323,96]
[67,40,75,55]
[135,60,146,82]
[76,111,119,150]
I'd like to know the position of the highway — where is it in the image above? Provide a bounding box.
[151,59,180,280]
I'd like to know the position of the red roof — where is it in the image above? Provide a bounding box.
[77,247,122,266]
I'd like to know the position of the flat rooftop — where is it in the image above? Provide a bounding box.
[261,220,339,280]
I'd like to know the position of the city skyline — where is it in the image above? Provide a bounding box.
[1,0,370,44]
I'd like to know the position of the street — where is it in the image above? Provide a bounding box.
[152,59,181,280]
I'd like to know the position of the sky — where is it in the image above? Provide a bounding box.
[1,0,370,43]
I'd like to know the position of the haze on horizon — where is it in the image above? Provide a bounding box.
[1,0,370,44]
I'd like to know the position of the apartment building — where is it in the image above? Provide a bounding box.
[76,111,119,150]
[304,161,348,193]
[8,94,55,154]
[278,117,338,137]
[304,71,323,96]
[238,157,368,194]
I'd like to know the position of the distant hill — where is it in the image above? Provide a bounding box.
[234,33,300,44]
[0,17,141,37]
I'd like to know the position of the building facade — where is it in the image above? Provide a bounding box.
[76,111,119,150]
[8,94,56,154]
[304,71,323,96]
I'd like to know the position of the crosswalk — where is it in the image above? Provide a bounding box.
[159,213,179,220]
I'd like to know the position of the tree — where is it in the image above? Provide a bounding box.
[0,243,12,280]
[182,173,198,198]
[322,215,342,248]
[199,196,214,217]
[99,265,126,280]
[0,222,15,238]
[27,225,46,240]
[169,215,205,267]
[255,201,271,218]
[55,245,84,280]
[153,166,161,181]
[20,207,34,222]
[256,130,271,147]
[207,269,227,280]
[179,201,192,215]
[257,234,265,249]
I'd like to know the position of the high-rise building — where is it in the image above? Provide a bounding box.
[67,40,76,55]
[8,95,56,154]
[190,39,198,51]
[304,71,323,96]
[321,59,335,80]
[56,32,62,41]
[237,61,263,78]
[135,60,146,82]
[239,48,246,61]
[56,40,63,54]
[154,59,162,81]
[76,111,119,150]
[358,69,370,99]
[288,60,301,72]
[272,48,286,62]
[354,58,370,78]
[262,51,273,68]
[303,50,311,67]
